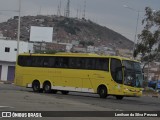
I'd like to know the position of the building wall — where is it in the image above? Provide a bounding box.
[0,39,33,62]
[0,39,33,81]
[0,62,15,81]
[0,65,2,79]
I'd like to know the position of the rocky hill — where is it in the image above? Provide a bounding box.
[0,15,133,50]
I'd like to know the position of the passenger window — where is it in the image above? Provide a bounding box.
[54,57,69,68]
[18,56,32,67]
[62,57,69,68]
[76,58,85,69]
[69,58,85,69]
[43,57,55,67]
[49,57,55,67]
[85,58,95,69]
[31,57,44,67]
[95,58,109,71]
[69,58,76,68]
[111,58,123,84]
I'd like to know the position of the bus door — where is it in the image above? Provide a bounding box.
[110,58,123,94]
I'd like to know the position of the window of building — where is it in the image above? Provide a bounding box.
[5,47,10,52]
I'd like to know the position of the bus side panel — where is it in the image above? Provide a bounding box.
[14,66,24,87]
[62,69,82,91]
[89,71,111,94]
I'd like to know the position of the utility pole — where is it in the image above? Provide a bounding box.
[57,0,61,16]
[82,0,86,19]
[76,8,79,18]
[17,0,21,56]
[123,5,140,59]
[65,0,70,17]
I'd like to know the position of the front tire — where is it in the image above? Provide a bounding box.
[98,86,108,98]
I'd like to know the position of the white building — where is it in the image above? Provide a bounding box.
[0,39,33,81]
[59,43,73,52]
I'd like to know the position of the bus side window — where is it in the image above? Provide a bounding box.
[31,57,44,67]
[62,57,69,68]
[69,58,76,68]
[54,57,69,68]
[85,58,95,70]
[43,57,50,67]
[95,58,109,71]
[48,57,55,67]
[111,58,123,84]
[18,56,24,66]
[24,56,32,66]
[39,57,45,67]
[18,56,30,66]
[77,58,85,69]
[54,57,61,68]
[31,57,37,67]
[101,59,109,71]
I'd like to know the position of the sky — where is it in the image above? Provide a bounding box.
[0,0,160,41]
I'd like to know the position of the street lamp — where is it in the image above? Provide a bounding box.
[123,5,140,58]
[17,0,21,56]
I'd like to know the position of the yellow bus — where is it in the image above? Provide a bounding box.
[14,53,143,100]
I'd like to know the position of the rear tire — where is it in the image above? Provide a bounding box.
[32,81,40,92]
[61,91,69,95]
[98,86,108,98]
[43,82,51,93]
[116,95,123,100]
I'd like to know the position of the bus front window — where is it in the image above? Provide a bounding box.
[123,61,143,88]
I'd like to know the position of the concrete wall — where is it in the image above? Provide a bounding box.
[0,62,15,81]
[0,39,33,62]
[0,39,33,81]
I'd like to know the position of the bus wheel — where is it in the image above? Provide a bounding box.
[116,95,123,100]
[43,82,51,93]
[61,91,69,95]
[32,81,40,92]
[98,86,108,98]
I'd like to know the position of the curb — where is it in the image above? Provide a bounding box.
[0,81,14,84]
[143,94,159,98]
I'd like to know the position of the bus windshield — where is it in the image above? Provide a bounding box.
[122,60,143,88]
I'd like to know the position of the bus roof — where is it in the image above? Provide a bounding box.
[19,52,139,62]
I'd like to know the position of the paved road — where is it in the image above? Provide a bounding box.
[0,83,160,120]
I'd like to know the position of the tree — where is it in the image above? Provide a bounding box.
[134,7,160,68]
[87,41,94,46]
[79,40,86,47]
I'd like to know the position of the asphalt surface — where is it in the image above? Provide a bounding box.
[0,83,160,120]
